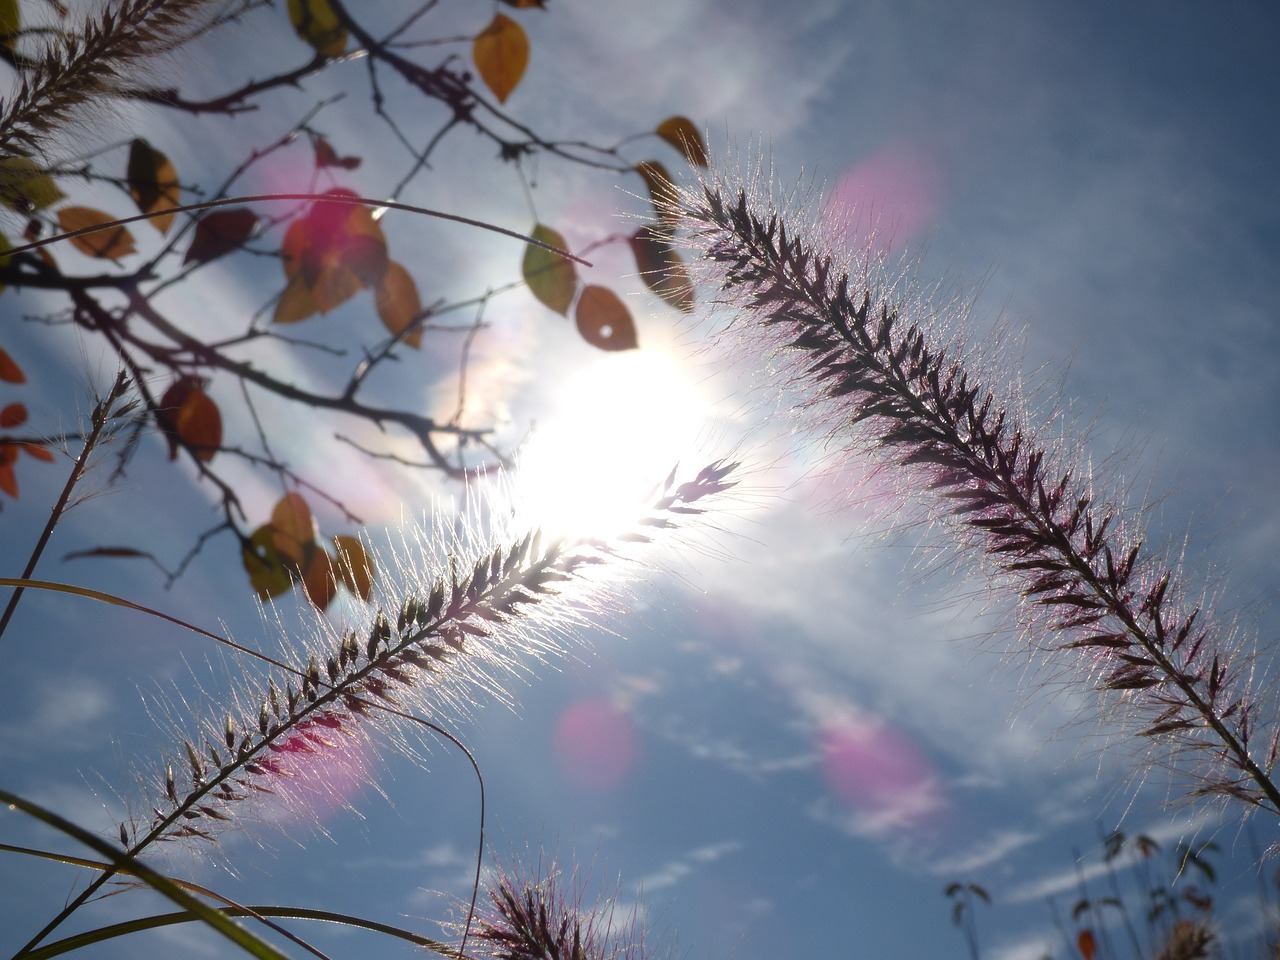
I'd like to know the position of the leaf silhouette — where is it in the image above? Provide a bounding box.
[629,225,694,312]
[183,208,259,266]
[574,284,638,351]
[655,116,708,167]
[127,139,180,235]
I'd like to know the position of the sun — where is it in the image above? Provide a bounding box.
[507,347,711,541]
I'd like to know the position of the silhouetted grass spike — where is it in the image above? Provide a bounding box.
[673,172,1280,816]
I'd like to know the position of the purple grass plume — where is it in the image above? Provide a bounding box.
[669,167,1280,819]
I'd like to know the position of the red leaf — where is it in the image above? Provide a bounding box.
[0,347,24,383]
[184,208,259,266]
[0,401,26,427]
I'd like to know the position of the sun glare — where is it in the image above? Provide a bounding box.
[507,348,711,541]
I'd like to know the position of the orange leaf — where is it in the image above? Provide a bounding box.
[273,273,319,324]
[375,260,423,348]
[127,138,180,235]
[522,223,577,315]
[21,442,53,462]
[57,206,136,260]
[0,347,22,383]
[635,161,679,230]
[628,225,694,312]
[574,284,638,351]
[184,208,258,265]
[301,548,338,610]
[173,387,221,463]
[473,13,528,103]
[277,192,387,318]
[333,534,374,601]
[0,401,26,427]
[655,116,708,167]
[1077,929,1097,960]
[271,491,316,566]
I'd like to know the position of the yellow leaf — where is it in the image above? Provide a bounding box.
[333,534,375,601]
[0,158,64,212]
[57,206,137,260]
[473,13,528,104]
[0,0,19,52]
[127,139,180,235]
[243,524,293,600]
[635,161,679,230]
[655,116,708,167]
[287,0,347,58]
[376,260,423,348]
[574,284,638,351]
[271,491,316,566]
[522,223,577,315]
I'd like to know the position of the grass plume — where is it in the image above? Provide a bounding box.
[670,168,1280,818]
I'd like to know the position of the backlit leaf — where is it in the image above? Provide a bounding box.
[375,260,423,348]
[20,442,53,462]
[184,208,258,266]
[274,273,319,325]
[301,548,338,610]
[522,223,577,315]
[655,116,708,167]
[1,402,26,428]
[0,347,24,383]
[287,0,346,58]
[56,206,137,260]
[127,139,180,235]
[473,13,528,104]
[0,443,18,497]
[574,284,638,351]
[628,225,694,311]
[157,376,221,462]
[333,534,374,601]
[277,192,387,318]
[243,524,293,600]
[0,0,19,51]
[0,158,64,211]
[635,160,679,229]
[1077,929,1096,960]
[271,491,316,566]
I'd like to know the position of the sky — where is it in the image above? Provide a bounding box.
[2,2,1280,959]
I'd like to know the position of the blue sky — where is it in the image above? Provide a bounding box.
[3,2,1280,959]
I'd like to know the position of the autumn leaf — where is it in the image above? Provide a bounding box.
[127,139,180,235]
[287,0,346,58]
[0,157,64,212]
[1,401,27,428]
[655,116,708,167]
[522,223,577,315]
[276,191,388,321]
[243,524,293,600]
[628,225,694,312]
[1077,929,1097,960]
[635,160,679,230]
[0,347,24,383]
[0,0,19,52]
[274,272,320,325]
[498,0,545,8]
[314,138,361,170]
[184,208,259,266]
[0,230,9,294]
[0,443,18,497]
[473,13,528,104]
[157,376,221,462]
[270,491,317,566]
[574,284,638,351]
[333,534,374,601]
[57,206,137,260]
[375,260,423,348]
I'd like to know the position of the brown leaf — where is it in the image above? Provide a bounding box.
[0,401,26,428]
[522,223,577,315]
[184,208,258,266]
[273,273,319,325]
[301,547,339,610]
[156,376,221,462]
[574,284,638,351]
[1077,929,1096,960]
[473,13,528,103]
[57,206,136,260]
[277,192,387,318]
[635,160,679,229]
[333,534,374,601]
[629,225,694,311]
[0,347,24,383]
[499,0,545,8]
[375,260,423,348]
[655,116,708,167]
[314,138,361,170]
[127,138,180,235]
